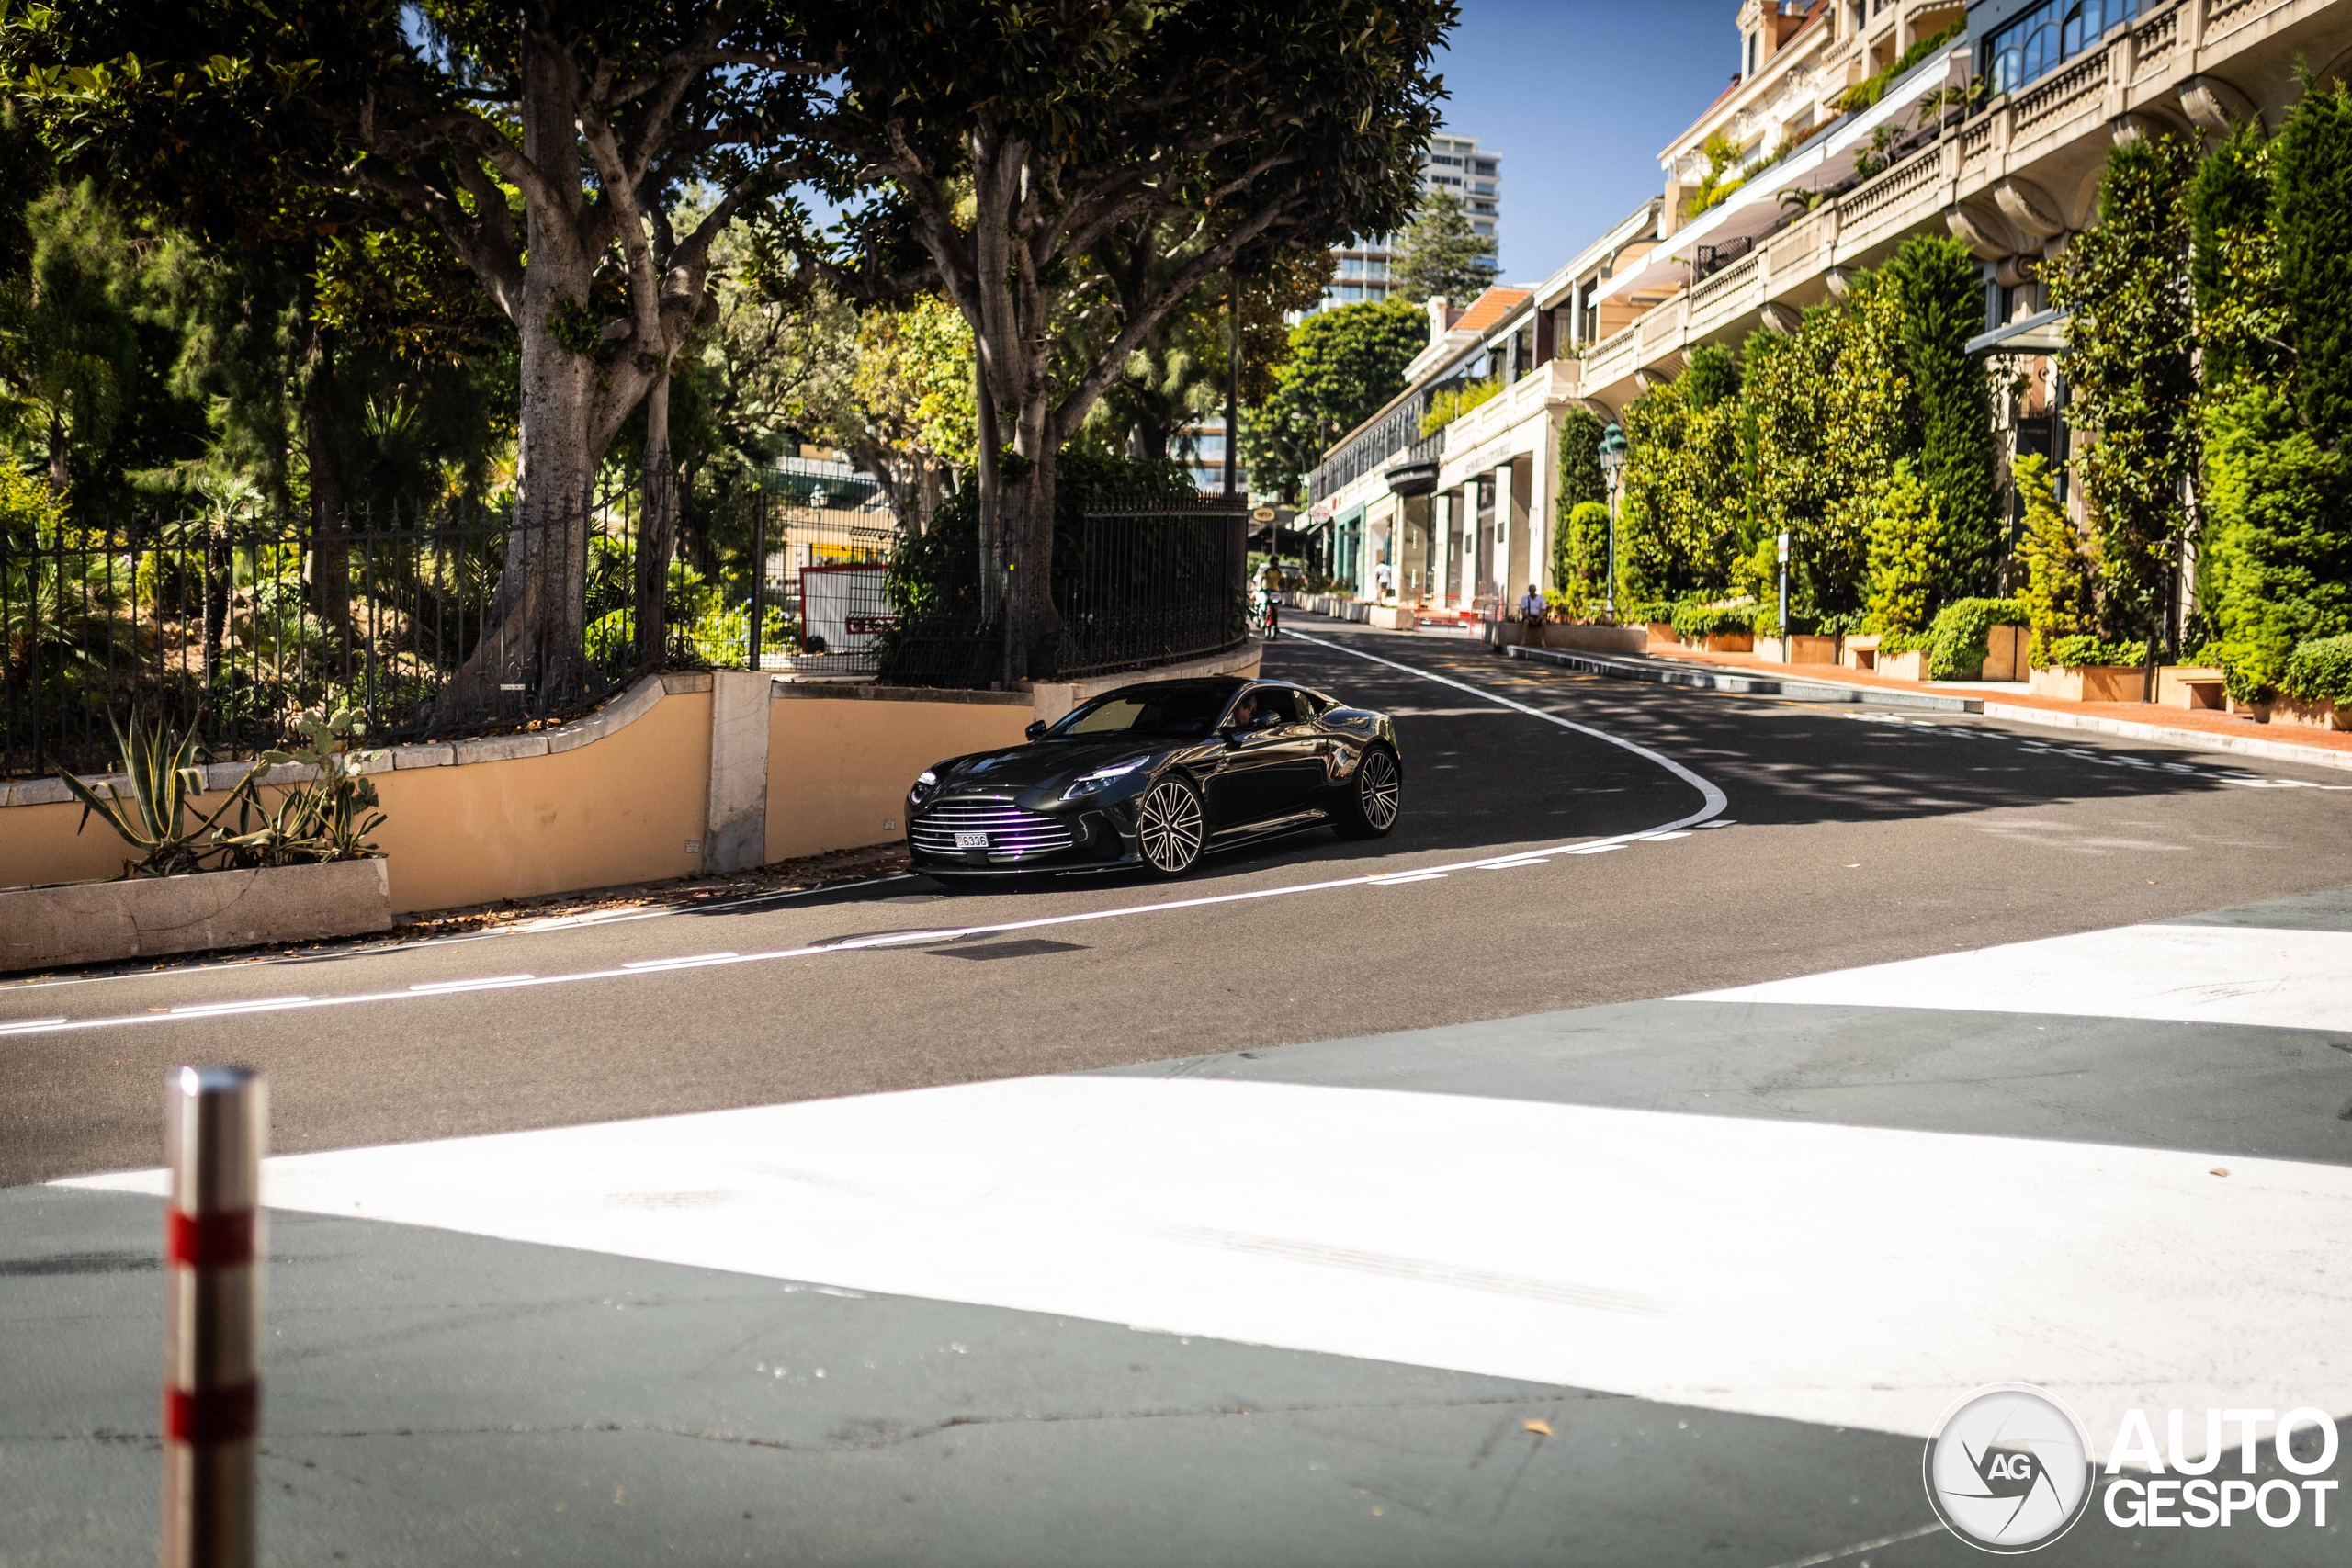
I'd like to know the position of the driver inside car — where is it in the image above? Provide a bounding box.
[1227,694,1258,730]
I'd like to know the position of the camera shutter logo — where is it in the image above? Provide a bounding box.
[1923,1384,2095,1552]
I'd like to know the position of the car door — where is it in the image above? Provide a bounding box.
[1204,687,1319,829]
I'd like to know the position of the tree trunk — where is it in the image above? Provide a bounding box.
[430,43,597,724]
[46,412,67,496]
[303,326,351,637]
[635,371,673,669]
[1009,400,1059,679]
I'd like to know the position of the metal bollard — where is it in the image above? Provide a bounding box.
[163,1066,266,1568]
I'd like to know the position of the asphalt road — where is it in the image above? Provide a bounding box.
[8,618,2352,1187]
[8,618,2352,1567]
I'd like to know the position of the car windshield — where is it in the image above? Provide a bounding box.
[1049,684,1237,739]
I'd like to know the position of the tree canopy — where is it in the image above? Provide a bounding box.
[1242,298,1426,503]
[1390,186,1495,305]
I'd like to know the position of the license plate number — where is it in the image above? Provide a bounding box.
[955,831,990,850]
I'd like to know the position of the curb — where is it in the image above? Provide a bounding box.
[1504,643,1984,714]
[1979,701,2352,773]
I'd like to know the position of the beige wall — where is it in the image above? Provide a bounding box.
[369,690,712,911]
[765,690,1033,863]
[2,678,1038,919]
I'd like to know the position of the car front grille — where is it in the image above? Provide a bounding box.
[910,796,1077,862]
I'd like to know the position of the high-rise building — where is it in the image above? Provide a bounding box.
[1313,131,1500,312]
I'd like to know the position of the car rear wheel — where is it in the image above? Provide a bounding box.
[1136,777,1206,877]
[1335,746,1400,839]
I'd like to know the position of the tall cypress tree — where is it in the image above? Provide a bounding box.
[2277,77,2352,445]
[1884,233,1996,599]
[2048,132,2199,651]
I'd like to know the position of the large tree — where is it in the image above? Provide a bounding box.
[803,0,1453,675]
[1242,297,1426,503]
[11,1,820,704]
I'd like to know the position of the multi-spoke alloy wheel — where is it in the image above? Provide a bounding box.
[1336,746,1401,839]
[1136,778,1205,876]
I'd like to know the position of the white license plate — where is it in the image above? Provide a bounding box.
[955,831,990,850]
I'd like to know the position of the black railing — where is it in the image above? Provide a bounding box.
[2,492,671,778]
[877,496,1248,689]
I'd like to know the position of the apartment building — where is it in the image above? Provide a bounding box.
[1307,0,2352,609]
[1317,132,1503,311]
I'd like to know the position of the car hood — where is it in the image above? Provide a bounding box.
[930,737,1172,796]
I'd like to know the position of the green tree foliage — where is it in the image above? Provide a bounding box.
[1244,299,1425,502]
[1553,499,1611,618]
[2200,385,2347,699]
[2275,76,2352,445]
[1556,405,1604,514]
[0,180,141,494]
[1883,233,1996,592]
[2049,132,2199,650]
[2013,452,2095,666]
[1747,279,1910,618]
[2188,120,2282,392]
[1864,460,1948,636]
[808,1,1454,675]
[1618,345,1745,601]
[1391,186,1496,304]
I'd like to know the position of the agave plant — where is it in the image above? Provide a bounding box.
[57,708,264,878]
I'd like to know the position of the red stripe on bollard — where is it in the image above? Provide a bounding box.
[164,1382,261,1447]
[165,1209,255,1269]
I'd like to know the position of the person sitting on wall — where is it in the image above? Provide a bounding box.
[1519,583,1545,645]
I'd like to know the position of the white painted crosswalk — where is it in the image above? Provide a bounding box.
[1682,920,2352,1032]
[64,1057,2352,1462]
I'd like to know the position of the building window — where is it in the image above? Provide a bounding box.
[1983,0,2145,96]
[1472,160,1498,176]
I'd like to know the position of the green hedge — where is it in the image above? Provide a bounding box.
[1926,596,2029,680]
[1621,598,1681,626]
[1671,601,1759,641]
[2281,633,2352,705]
[2049,634,2150,668]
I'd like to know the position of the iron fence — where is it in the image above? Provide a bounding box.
[877,495,1248,689]
[1,491,670,779]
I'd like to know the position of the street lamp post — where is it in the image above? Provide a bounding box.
[1598,422,1628,625]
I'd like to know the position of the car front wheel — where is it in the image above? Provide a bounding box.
[1135,777,1206,877]
[1334,746,1400,839]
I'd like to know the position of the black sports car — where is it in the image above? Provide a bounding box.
[905,676,1402,880]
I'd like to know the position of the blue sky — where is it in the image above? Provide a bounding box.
[1435,0,1747,284]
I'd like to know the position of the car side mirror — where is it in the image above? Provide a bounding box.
[1025,720,1047,741]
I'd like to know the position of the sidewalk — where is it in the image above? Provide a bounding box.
[1634,644,2352,773]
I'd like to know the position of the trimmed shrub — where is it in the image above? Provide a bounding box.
[1927,595,2029,680]
[1670,601,1758,642]
[2200,384,2350,700]
[1884,234,1997,594]
[1864,460,1947,635]
[2281,633,2352,705]
[1553,499,1611,618]
[2049,634,2150,668]
[2014,453,2095,666]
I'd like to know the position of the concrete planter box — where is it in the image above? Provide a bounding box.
[1367,604,1416,631]
[1841,634,1882,671]
[1877,649,1928,682]
[1978,625,2029,682]
[2030,664,2151,704]
[2231,693,2352,730]
[0,857,391,974]
[1543,623,1647,653]
[1644,621,1683,648]
[2158,665,2227,710]
[1697,632,1754,654]
[1754,634,1839,665]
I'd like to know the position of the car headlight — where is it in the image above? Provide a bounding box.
[909,769,939,807]
[1061,758,1148,800]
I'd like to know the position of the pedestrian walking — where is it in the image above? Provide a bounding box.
[1519,583,1545,647]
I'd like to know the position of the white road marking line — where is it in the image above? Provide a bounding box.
[167,997,309,1015]
[61,1074,2352,1457]
[1367,872,1448,885]
[1477,857,1553,870]
[620,953,740,970]
[1682,921,2352,1032]
[0,1016,67,1034]
[407,975,535,993]
[0,643,1726,1041]
[1637,830,1693,841]
[1759,1522,1949,1568]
